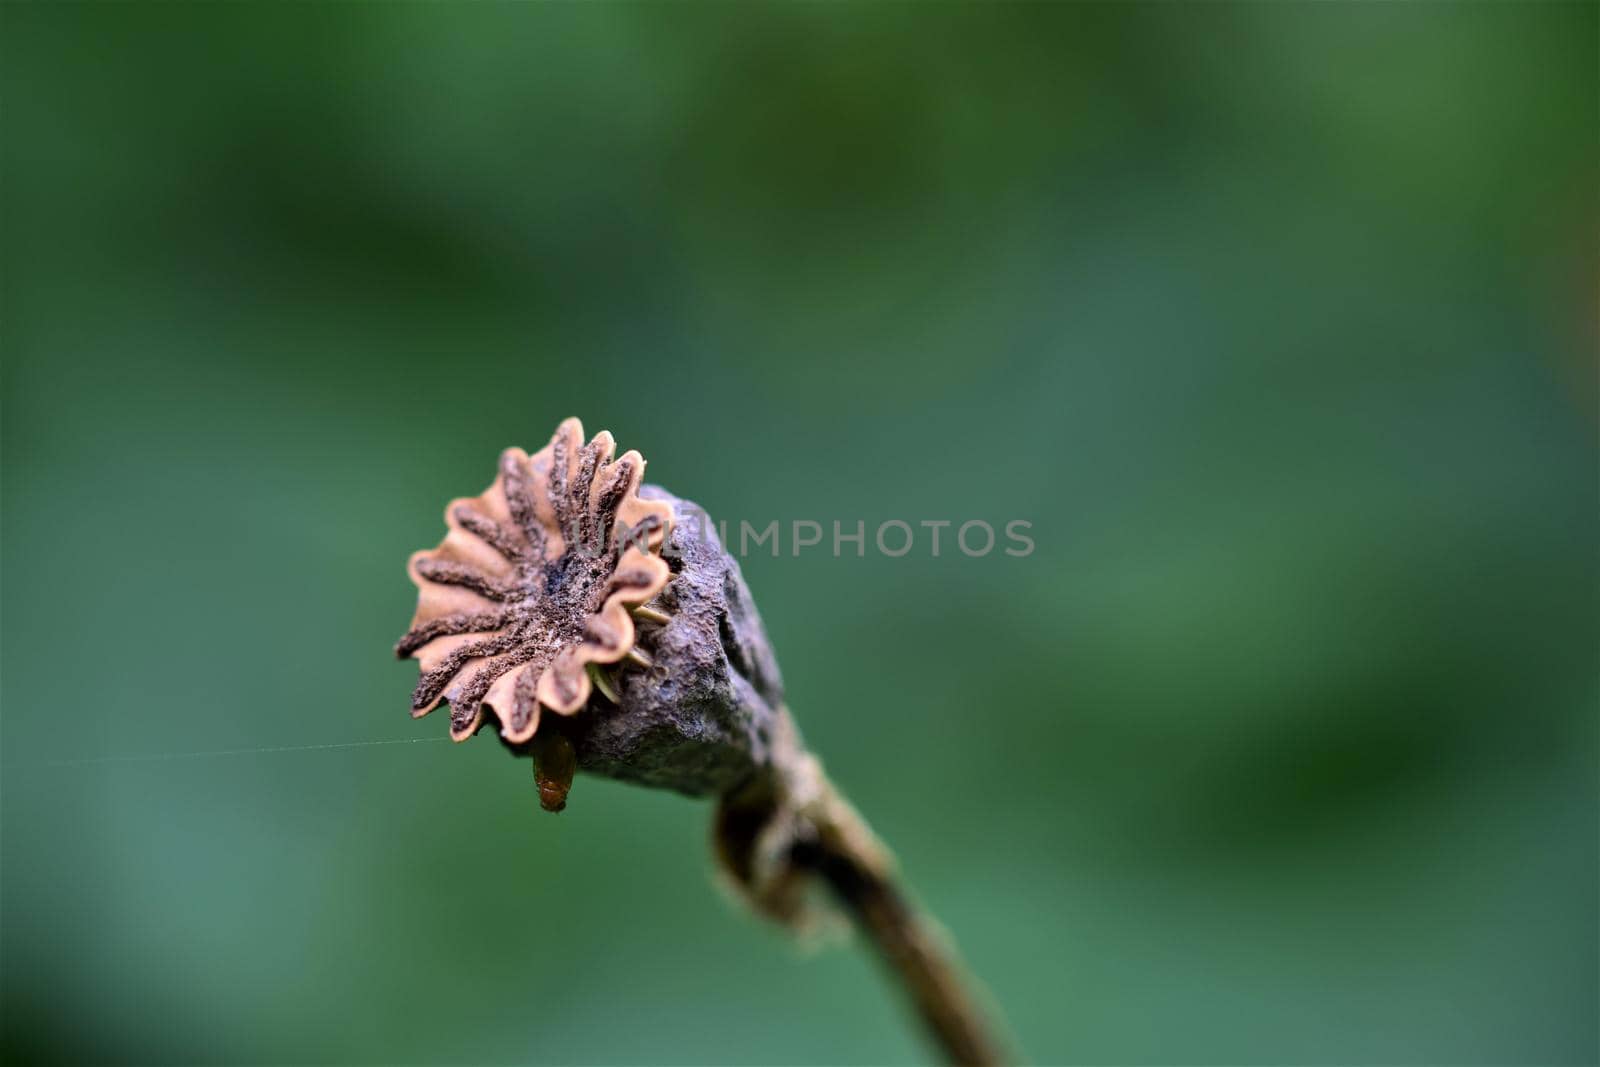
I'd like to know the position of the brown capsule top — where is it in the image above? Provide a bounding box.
[396,418,673,745]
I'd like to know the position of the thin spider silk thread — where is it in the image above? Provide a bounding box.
[44,736,451,768]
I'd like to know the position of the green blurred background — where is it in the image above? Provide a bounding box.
[2,3,1595,1064]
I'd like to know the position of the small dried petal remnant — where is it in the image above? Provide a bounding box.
[396,418,673,745]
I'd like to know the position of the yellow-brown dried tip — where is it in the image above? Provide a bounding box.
[395,418,673,746]
[532,732,577,813]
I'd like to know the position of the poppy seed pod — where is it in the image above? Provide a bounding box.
[397,419,798,811]
[395,419,1002,1065]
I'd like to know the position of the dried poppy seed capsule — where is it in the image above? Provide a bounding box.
[395,418,674,809]
[392,429,1005,1065]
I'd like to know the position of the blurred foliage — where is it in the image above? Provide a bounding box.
[2,3,1595,1064]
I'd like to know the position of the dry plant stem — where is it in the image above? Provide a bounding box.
[793,798,1005,1067]
[716,713,1006,1067]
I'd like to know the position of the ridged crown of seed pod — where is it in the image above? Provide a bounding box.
[395,418,673,745]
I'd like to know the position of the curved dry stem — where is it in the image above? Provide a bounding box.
[795,814,1005,1067]
[715,714,1007,1067]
